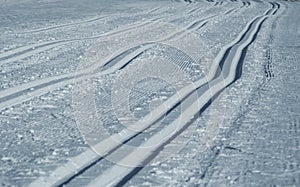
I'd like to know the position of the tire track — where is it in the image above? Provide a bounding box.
[265,48,274,79]
[258,1,282,91]
[29,5,279,187]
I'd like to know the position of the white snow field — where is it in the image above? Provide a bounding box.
[0,0,299,186]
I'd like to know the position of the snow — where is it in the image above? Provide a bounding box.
[0,0,299,186]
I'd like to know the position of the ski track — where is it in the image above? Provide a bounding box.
[28,3,279,187]
[87,5,279,187]
[187,6,202,14]
[0,18,162,65]
[18,16,108,34]
[0,0,231,66]
[0,17,204,110]
[11,7,164,35]
[225,0,248,14]
[0,3,210,65]
[0,4,240,111]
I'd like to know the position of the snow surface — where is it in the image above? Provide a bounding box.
[0,0,299,186]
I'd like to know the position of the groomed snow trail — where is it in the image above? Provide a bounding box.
[0,0,299,187]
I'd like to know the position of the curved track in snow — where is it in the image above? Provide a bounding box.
[0,4,242,111]
[28,3,280,187]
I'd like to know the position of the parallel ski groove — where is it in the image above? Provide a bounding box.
[87,9,275,187]
[0,1,234,65]
[0,5,239,111]
[0,3,217,66]
[0,19,161,65]
[12,7,164,35]
[28,4,278,187]
[19,16,107,34]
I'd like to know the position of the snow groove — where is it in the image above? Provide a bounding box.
[28,4,278,187]
[12,7,164,35]
[187,6,202,14]
[0,2,217,66]
[85,6,279,187]
[0,19,161,66]
[18,16,107,34]
[0,6,237,111]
